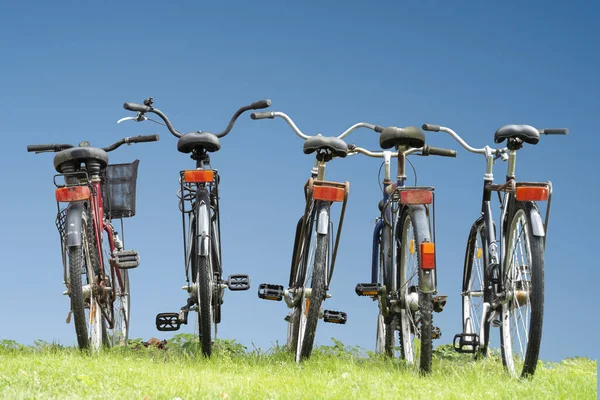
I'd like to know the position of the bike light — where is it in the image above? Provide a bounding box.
[313,186,345,202]
[55,186,91,202]
[400,189,433,205]
[183,170,214,183]
[515,186,548,201]
[420,242,435,270]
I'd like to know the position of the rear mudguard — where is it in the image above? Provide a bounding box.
[65,201,85,248]
[400,205,436,293]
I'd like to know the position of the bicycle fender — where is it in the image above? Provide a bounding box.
[317,205,329,235]
[197,201,210,256]
[408,205,436,293]
[529,206,545,237]
[65,201,85,248]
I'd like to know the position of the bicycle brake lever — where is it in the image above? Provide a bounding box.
[117,114,147,124]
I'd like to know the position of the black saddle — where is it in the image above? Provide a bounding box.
[54,147,109,173]
[303,135,348,158]
[494,125,539,145]
[177,132,221,153]
[380,126,425,149]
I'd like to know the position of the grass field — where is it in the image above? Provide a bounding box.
[0,336,596,399]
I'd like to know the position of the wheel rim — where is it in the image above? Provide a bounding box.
[502,209,533,375]
[81,215,103,351]
[113,270,129,346]
[295,231,317,362]
[399,215,420,364]
[464,226,485,349]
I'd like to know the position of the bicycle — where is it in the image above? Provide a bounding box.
[27,134,159,350]
[349,126,456,373]
[252,110,385,362]
[119,97,270,357]
[421,123,568,377]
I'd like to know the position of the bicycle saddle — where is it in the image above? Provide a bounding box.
[303,135,349,158]
[379,126,425,149]
[494,124,540,145]
[177,132,221,153]
[53,147,109,173]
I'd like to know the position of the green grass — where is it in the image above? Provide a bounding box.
[0,338,596,399]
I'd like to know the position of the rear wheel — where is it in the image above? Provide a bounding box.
[397,206,433,373]
[68,208,103,351]
[376,222,396,357]
[195,189,214,357]
[112,269,130,346]
[462,220,490,357]
[501,201,544,377]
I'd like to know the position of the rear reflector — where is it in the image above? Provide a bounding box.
[56,186,91,202]
[420,242,435,270]
[400,189,433,205]
[313,186,345,202]
[515,186,548,201]
[184,170,214,183]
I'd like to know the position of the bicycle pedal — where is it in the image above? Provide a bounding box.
[355,283,382,298]
[112,249,140,269]
[432,295,448,313]
[227,274,250,291]
[258,283,284,301]
[432,326,442,339]
[323,310,347,324]
[453,333,479,353]
[156,312,181,332]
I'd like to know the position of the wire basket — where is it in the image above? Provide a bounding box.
[101,160,140,219]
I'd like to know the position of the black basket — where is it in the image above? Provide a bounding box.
[101,160,139,219]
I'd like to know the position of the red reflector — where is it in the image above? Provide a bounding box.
[313,186,345,202]
[55,186,91,202]
[420,242,435,270]
[400,189,433,205]
[516,186,548,201]
[184,170,214,183]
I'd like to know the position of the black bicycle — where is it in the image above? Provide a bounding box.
[422,123,568,377]
[119,97,270,357]
[27,134,159,350]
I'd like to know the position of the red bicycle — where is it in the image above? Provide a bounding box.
[27,134,159,350]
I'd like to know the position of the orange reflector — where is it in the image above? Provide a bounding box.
[400,189,433,205]
[363,291,378,296]
[55,186,91,202]
[420,242,435,270]
[516,186,548,202]
[184,170,214,183]
[313,186,345,202]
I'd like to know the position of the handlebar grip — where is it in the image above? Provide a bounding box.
[128,134,160,143]
[540,128,569,135]
[422,124,441,132]
[123,102,153,113]
[374,125,385,133]
[423,145,457,158]
[27,144,71,152]
[250,112,275,120]
[248,99,272,110]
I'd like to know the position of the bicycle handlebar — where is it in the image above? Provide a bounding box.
[27,135,159,154]
[348,145,456,158]
[539,128,569,135]
[250,110,378,141]
[421,145,457,158]
[123,98,271,139]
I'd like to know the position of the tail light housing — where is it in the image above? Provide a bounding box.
[400,189,433,205]
[183,170,214,183]
[313,185,346,202]
[55,186,91,202]
[515,186,548,201]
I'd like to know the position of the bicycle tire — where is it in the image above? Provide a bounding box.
[397,205,433,373]
[377,222,396,357]
[500,201,544,377]
[462,219,490,357]
[68,207,103,350]
[297,201,328,361]
[195,189,213,357]
[112,269,130,346]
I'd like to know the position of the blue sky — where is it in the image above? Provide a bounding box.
[1,1,598,363]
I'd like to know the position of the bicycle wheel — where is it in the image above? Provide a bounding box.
[195,189,213,357]
[397,206,433,373]
[500,201,544,377]
[296,201,328,361]
[111,269,130,346]
[462,219,490,357]
[376,222,396,357]
[68,207,103,350]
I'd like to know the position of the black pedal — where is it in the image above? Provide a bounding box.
[156,313,181,332]
[323,310,347,324]
[258,283,284,301]
[453,333,479,353]
[432,326,442,340]
[355,283,381,298]
[432,295,448,313]
[227,274,250,291]
[112,249,140,269]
